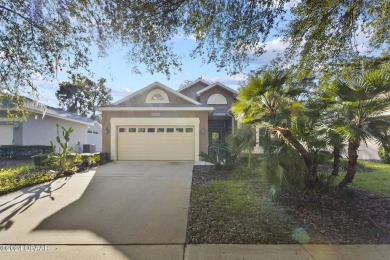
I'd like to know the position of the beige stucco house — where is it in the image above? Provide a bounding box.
[98,80,238,161]
[97,78,387,161]
[0,97,102,152]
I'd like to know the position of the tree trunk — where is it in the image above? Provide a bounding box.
[331,146,341,176]
[312,150,318,176]
[276,127,316,184]
[338,140,359,189]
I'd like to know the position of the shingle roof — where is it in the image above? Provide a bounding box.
[177,78,211,93]
[196,83,238,95]
[212,107,231,116]
[112,82,202,106]
[1,96,96,125]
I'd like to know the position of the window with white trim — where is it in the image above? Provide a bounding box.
[207,94,228,105]
[146,89,169,103]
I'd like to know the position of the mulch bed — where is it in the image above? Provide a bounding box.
[186,166,390,244]
[278,189,390,244]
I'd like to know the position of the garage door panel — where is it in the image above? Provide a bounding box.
[117,126,195,160]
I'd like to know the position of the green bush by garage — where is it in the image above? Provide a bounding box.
[32,152,105,168]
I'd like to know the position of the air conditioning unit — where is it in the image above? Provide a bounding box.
[83,144,96,153]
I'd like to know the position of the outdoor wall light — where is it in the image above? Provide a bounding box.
[201,128,205,134]
[105,127,110,134]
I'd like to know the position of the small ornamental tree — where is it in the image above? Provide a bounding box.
[48,124,79,174]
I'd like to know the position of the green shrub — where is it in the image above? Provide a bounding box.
[32,154,50,167]
[259,142,306,191]
[0,145,54,159]
[80,153,105,166]
[97,152,105,164]
[81,153,94,166]
[378,146,390,164]
[32,152,104,168]
[201,144,234,169]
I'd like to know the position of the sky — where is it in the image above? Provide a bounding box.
[33,36,287,108]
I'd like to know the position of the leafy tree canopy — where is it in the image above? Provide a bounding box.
[282,0,390,78]
[1,0,388,110]
[55,74,112,119]
[0,0,287,98]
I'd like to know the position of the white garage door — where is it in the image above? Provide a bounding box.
[117,125,195,160]
[0,125,13,145]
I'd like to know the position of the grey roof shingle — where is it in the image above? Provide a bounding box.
[1,96,95,125]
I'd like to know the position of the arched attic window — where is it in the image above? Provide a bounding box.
[146,89,169,103]
[207,94,227,105]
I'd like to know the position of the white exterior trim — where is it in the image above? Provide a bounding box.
[196,82,238,95]
[30,112,95,126]
[207,94,228,105]
[110,117,200,161]
[98,107,214,111]
[112,82,202,106]
[2,109,95,126]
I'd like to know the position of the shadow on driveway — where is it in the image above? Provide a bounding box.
[33,162,193,257]
[0,178,69,231]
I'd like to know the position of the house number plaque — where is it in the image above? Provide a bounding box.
[150,112,161,117]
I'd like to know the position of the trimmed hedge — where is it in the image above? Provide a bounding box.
[32,152,105,167]
[0,145,54,159]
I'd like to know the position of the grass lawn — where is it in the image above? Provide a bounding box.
[0,164,58,195]
[337,161,390,196]
[187,160,390,244]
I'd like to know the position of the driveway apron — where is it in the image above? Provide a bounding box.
[0,161,194,245]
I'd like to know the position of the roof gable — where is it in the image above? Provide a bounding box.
[178,79,210,93]
[113,82,201,106]
[196,82,238,96]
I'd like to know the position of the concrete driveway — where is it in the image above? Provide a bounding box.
[0,161,193,259]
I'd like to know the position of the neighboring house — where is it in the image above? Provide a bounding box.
[98,80,237,161]
[0,97,102,152]
[358,109,390,160]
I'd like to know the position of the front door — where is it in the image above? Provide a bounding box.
[208,119,231,146]
[210,131,222,145]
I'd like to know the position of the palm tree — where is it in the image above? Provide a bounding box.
[317,90,347,176]
[226,124,256,168]
[331,69,390,188]
[232,71,319,184]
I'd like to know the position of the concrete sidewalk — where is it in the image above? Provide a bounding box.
[185,244,390,260]
[0,244,389,260]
